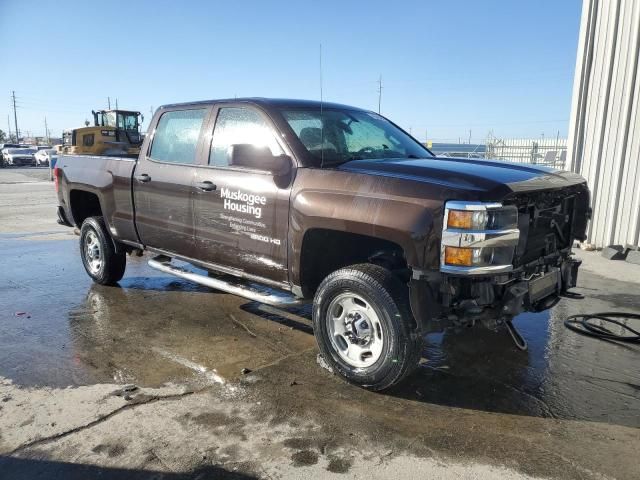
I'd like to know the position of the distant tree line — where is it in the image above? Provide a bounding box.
[0,129,24,143]
[0,129,18,143]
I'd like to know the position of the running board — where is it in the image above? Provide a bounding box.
[148,256,307,307]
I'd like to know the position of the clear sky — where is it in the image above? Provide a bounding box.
[0,0,582,143]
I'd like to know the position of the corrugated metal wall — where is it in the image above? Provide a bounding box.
[568,0,640,248]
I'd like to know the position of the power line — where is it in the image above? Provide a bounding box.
[12,91,19,140]
[377,75,383,114]
[12,105,87,114]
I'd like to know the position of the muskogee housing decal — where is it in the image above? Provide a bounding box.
[221,188,266,219]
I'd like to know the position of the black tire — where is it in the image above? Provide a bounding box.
[79,216,126,285]
[312,263,422,391]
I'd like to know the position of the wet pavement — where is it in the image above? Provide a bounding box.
[1,171,639,479]
[0,237,316,389]
[2,235,640,479]
[2,236,639,429]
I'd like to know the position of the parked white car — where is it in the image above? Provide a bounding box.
[34,148,58,167]
[2,147,37,166]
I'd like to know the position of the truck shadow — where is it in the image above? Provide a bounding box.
[0,456,257,480]
[389,326,554,418]
[241,301,640,429]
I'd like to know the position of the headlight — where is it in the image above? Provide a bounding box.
[446,205,518,231]
[441,201,520,275]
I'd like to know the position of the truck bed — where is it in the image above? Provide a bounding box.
[56,154,139,245]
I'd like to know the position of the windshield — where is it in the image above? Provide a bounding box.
[103,111,117,127]
[9,148,36,154]
[281,108,433,166]
[117,112,139,131]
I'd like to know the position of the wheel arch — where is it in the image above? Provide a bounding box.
[295,227,410,298]
[69,189,104,227]
[69,190,126,254]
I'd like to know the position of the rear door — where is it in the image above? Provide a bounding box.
[133,106,210,259]
[192,104,293,284]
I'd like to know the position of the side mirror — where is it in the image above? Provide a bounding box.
[229,144,291,176]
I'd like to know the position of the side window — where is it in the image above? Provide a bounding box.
[149,109,207,164]
[209,107,282,167]
[82,134,94,147]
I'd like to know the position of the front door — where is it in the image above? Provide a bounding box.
[133,107,210,259]
[193,105,292,285]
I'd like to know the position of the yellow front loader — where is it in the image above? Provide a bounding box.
[60,110,144,157]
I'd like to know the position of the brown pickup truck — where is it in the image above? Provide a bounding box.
[55,98,591,390]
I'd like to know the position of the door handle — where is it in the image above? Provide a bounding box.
[135,173,151,183]
[196,180,217,191]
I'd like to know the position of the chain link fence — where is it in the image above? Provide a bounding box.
[485,137,568,170]
[428,138,568,170]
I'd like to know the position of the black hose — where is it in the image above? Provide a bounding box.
[506,320,528,350]
[564,312,640,343]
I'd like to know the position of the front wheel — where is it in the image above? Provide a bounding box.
[312,264,422,391]
[80,216,126,285]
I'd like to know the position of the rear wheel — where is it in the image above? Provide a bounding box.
[80,216,126,285]
[312,264,422,391]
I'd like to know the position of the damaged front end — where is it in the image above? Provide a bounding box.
[411,184,590,334]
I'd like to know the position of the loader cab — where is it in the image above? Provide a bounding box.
[93,110,144,147]
[62,129,74,147]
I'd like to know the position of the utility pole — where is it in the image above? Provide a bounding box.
[377,75,383,114]
[11,91,19,142]
[44,117,50,144]
[115,98,118,110]
[7,115,12,142]
[468,129,472,144]
[108,97,111,109]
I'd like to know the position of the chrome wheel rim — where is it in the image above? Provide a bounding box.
[84,231,102,274]
[325,292,384,368]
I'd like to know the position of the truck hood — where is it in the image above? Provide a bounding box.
[338,156,586,199]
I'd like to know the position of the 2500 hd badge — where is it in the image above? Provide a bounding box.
[55,97,591,391]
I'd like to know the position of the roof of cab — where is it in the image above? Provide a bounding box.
[158,97,369,112]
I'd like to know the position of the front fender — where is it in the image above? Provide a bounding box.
[288,169,443,286]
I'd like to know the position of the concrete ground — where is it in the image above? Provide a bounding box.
[1,168,639,479]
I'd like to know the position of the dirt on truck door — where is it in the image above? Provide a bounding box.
[133,106,211,258]
[192,105,292,284]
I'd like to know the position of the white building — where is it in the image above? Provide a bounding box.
[568,0,640,248]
